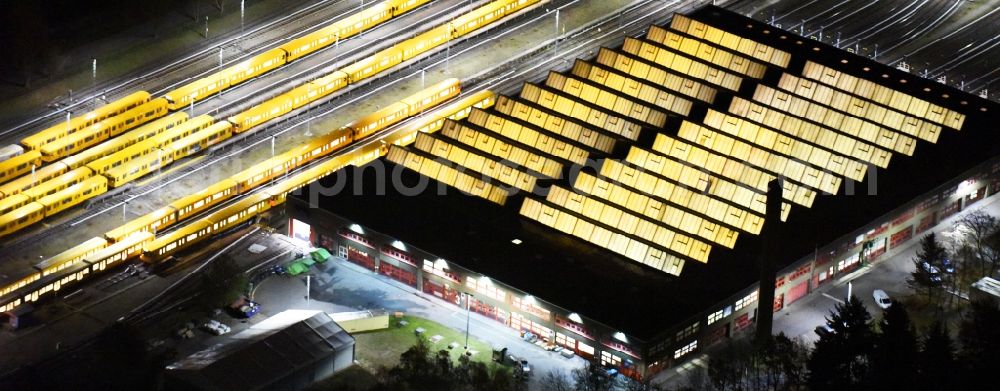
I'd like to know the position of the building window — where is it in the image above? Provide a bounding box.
[735,291,758,311]
[674,340,698,359]
[511,296,551,321]
[465,277,506,302]
[601,351,623,367]
[578,341,595,356]
[676,322,699,340]
[707,310,724,325]
[556,332,577,350]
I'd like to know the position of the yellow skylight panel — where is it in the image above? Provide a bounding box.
[621,38,742,91]
[802,62,965,129]
[649,26,768,78]
[574,171,739,247]
[615,150,791,221]
[784,73,946,142]
[665,15,790,68]
[467,106,590,165]
[545,72,668,127]
[680,121,828,202]
[413,134,537,193]
[519,85,641,140]
[572,60,699,114]
[440,121,564,179]
[705,110,867,181]
[750,87,909,160]
[595,48,718,103]
[521,196,688,275]
[386,146,508,205]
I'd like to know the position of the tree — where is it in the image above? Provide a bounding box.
[807,295,874,390]
[957,298,1000,389]
[199,256,249,308]
[908,233,947,302]
[539,371,573,391]
[382,337,455,390]
[704,333,807,391]
[918,321,958,391]
[761,333,809,389]
[707,338,751,391]
[870,302,918,389]
[954,211,1000,278]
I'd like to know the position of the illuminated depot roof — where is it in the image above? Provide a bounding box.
[294,6,998,339]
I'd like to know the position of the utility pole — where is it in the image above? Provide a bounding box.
[205,16,209,38]
[92,58,97,85]
[306,274,311,301]
[464,293,471,349]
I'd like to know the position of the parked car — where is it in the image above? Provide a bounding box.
[942,258,956,273]
[873,289,892,309]
[920,261,945,285]
[815,324,834,338]
[518,360,531,376]
[201,320,231,336]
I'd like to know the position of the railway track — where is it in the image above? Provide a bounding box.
[0,0,353,140]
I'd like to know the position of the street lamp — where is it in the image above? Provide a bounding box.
[464,292,472,349]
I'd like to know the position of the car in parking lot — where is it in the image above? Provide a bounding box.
[873,289,892,309]
[201,320,231,336]
[920,261,945,285]
[920,261,940,274]
[942,258,956,273]
[814,324,834,338]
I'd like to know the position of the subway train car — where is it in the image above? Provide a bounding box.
[20,91,151,150]
[39,98,170,162]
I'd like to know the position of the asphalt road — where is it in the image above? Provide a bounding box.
[774,193,1000,343]
[652,192,1000,389]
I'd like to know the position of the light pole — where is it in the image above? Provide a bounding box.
[92,58,97,85]
[555,9,559,36]
[241,0,245,44]
[205,15,209,38]
[122,201,128,226]
[306,274,312,302]
[464,293,471,349]
[271,135,276,158]
[65,111,71,130]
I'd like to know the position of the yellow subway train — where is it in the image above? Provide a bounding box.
[39,98,170,162]
[0,83,493,315]
[0,0,541,314]
[0,0,432,187]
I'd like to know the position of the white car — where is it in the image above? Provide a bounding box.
[873,290,892,309]
[201,320,231,336]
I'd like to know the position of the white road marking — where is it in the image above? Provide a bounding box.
[822,293,845,304]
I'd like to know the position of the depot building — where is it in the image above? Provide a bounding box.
[284,5,997,381]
